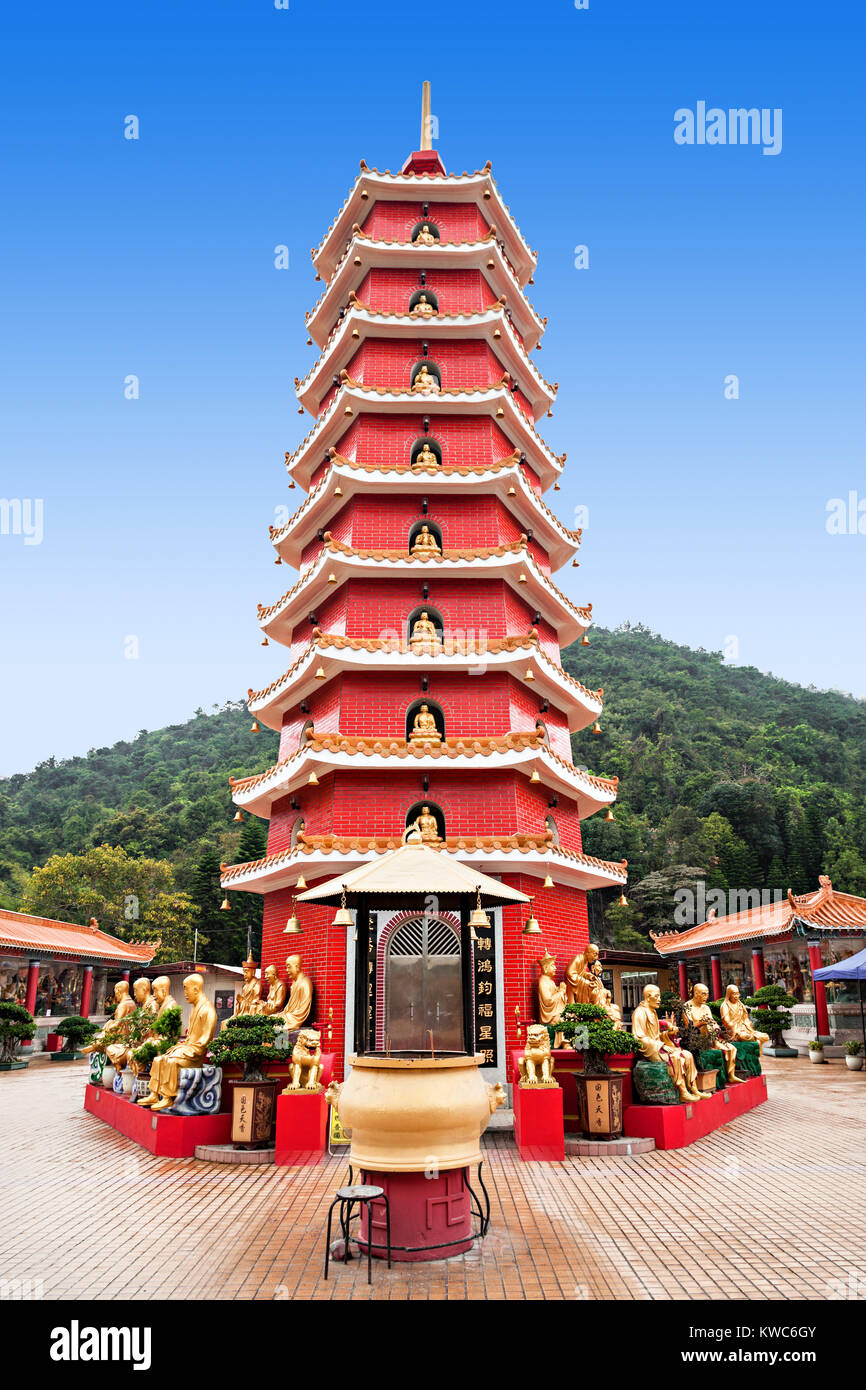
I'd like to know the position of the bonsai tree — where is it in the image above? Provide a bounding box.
[55,1016,100,1054]
[0,1002,37,1062]
[742,984,797,1048]
[208,1013,281,1081]
[546,1002,640,1075]
[131,1004,183,1074]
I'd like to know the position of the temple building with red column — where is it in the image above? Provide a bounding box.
[221,104,627,1084]
[652,876,866,1051]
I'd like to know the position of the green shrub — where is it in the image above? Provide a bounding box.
[742,984,797,1047]
[546,1002,641,1075]
[808,1039,824,1051]
[0,1002,37,1062]
[55,1016,100,1049]
[845,1039,862,1056]
[207,1013,281,1080]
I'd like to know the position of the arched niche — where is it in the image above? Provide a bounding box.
[408,288,439,314]
[410,219,441,243]
[410,437,442,467]
[410,360,442,390]
[545,814,560,847]
[299,718,315,749]
[405,698,446,742]
[406,604,445,644]
[290,816,306,848]
[408,519,443,556]
[535,719,550,745]
[405,800,446,842]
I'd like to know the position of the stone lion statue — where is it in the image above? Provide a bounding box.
[282,1027,324,1093]
[518,1024,557,1086]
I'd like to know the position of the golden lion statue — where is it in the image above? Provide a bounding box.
[281,1027,324,1093]
[518,1024,557,1086]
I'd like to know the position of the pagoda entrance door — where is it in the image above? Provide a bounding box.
[384,916,463,1052]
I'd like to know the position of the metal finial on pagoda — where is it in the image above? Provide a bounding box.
[420,80,432,150]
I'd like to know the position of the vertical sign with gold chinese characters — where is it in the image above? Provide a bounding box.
[473,925,498,1068]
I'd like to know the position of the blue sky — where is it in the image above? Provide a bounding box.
[0,0,863,777]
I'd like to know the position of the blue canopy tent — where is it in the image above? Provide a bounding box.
[813,947,866,1049]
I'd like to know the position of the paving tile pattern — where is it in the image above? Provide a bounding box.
[1,1058,864,1301]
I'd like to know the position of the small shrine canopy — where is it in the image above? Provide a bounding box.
[0,907,158,965]
[297,834,531,909]
[652,877,866,958]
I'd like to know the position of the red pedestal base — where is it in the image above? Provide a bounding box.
[623,1074,768,1150]
[274,1090,328,1166]
[512,1081,565,1161]
[356,1168,473,1262]
[84,1083,232,1156]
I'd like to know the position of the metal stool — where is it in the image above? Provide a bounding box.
[324,1184,392,1283]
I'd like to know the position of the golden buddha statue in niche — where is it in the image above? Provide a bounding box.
[631,984,706,1103]
[415,805,441,843]
[565,943,606,1006]
[413,223,439,246]
[684,983,743,1083]
[411,523,441,557]
[82,980,136,1057]
[138,974,217,1111]
[275,955,313,1031]
[409,293,436,318]
[409,703,441,744]
[412,442,440,471]
[537,949,568,1048]
[411,364,440,393]
[720,983,770,1054]
[409,610,441,649]
[258,963,287,1016]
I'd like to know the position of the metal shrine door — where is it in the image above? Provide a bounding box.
[385,916,463,1052]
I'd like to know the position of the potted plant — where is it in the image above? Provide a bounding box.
[547,1002,641,1139]
[52,1016,100,1061]
[742,984,798,1057]
[208,1014,281,1147]
[0,1002,37,1070]
[808,1039,826,1064]
[130,1005,182,1100]
[845,1039,863,1072]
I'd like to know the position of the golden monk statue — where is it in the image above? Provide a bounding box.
[282,1028,324,1093]
[632,984,706,1103]
[409,703,441,744]
[413,222,439,246]
[411,364,440,393]
[602,988,625,1031]
[82,980,136,1057]
[411,523,441,557]
[412,442,439,470]
[415,805,441,844]
[152,975,178,1016]
[565,944,606,1006]
[409,293,436,318]
[410,610,441,650]
[138,974,217,1111]
[720,983,770,1054]
[106,976,157,1074]
[537,949,568,1048]
[222,954,260,1029]
[258,964,287,1016]
[683,983,743,1084]
[275,955,313,1031]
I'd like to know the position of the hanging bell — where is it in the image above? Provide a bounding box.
[581,634,590,646]
[618,892,628,907]
[522,899,541,935]
[219,895,231,911]
[468,886,491,941]
[314,667,326,680]
[295,875,307,890]
[308,771,319,785]
[233,811,244,823]
[592,721,602,735]
[530,768,541,784]
[284,900,302,935]
[251,721,261,732]
[524,668,534,681]
[261,637,269,646]
[543,872,554,889]
[605,808,615,822]
[332,885,353,928]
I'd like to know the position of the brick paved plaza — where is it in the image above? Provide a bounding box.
[1,1057,864,1302]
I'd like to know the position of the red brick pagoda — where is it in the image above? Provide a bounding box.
[222,91,627,1081]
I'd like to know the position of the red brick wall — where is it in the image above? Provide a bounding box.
[361,200,490,244]
[501,873,590,1058]
[261,883,349,1077]
[357,268,498,315]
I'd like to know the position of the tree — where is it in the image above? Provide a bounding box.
[23,844,175,934]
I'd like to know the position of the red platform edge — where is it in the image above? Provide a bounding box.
[510,1049,635,1133]
[84,1083,232,1157]
[512,1080,565,1161]
[274,1089,329,1166]
[623,1074,768,1150]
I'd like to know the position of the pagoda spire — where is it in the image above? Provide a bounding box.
[420,80,432,150]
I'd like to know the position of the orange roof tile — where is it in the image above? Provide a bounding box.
[651,877,866,954]
[0,909,159,964]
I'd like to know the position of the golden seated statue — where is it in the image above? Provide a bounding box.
[410,523,441,557]
[415,805,441,843]
[273,955,313,1031]
[411,365,440,393]
[138,974,217,1112]
[684,984,743,1083]
[413,223,439,246]
[536,949,568,1049]
[107,977,158,1074]
[632,984,706,1103]
[409,293,436,318]
[518,1025,557,1086]
[409,611,441,649]
[565,944,606,1006]
[720,983,770,1054]
[411,443,440,471]
[82,980,136,1059]
[409,703,441,744]
[258,964,287,1016]
[281,1028,324,1093]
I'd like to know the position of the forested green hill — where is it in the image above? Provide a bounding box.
[2,626,864,959]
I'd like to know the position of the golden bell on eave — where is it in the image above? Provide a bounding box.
[468,886,491,941]
[220,895,231,911]
[618,892,628,907]
[332,884,353,928]
[308,771,319,785]
[233,810,244,823]
[530,768,541,783]
[284,900,302,935]
[295,875,307,890]
[543,872,554,889]
[251,720,261,732]
[605,808,615,821]
[523,905,542,935]
[592,721,602,734]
